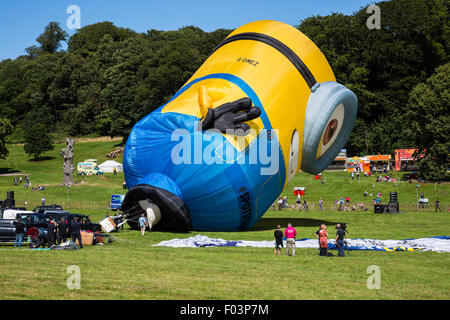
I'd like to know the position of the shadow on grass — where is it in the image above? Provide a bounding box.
[0,168,21,174]
[28,156,55,161]
[250,217,341,231]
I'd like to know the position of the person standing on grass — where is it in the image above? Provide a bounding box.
[57,217,68,244]
[139,213,147,236]
[284,223,297,256]
[47,220,56,248]
[285,196,289,208]
[25,217,32,230]
[113,167,117,176]
[274,225,283,256]
[435,199,441,212]
[14,218,25,248]
[278,197,283,211]
[335,224,346,257]
[319,198,324,211]
[71,217,83,248]
[318,224,328,256]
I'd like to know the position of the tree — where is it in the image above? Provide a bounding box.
[0,118,13,159]
[35,22,68,54]
[23,123,54,160]
[68,22,136,57]
[298,0,449,156]
[405,63,450,181]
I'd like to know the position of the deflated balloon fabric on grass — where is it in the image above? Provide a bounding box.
[154,235,450,252]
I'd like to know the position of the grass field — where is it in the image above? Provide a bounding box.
[0,140,449,300]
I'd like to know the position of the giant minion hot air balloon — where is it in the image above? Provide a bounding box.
[120,20,357,232]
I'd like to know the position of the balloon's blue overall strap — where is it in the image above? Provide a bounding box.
[224,164,255,230]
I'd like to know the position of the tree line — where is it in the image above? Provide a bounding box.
[0,0,448,179]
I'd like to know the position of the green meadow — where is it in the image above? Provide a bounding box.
[0,140,448,299]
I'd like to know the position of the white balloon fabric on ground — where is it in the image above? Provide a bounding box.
[154,235,450,252]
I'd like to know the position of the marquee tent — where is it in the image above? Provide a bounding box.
[98,160,123,173]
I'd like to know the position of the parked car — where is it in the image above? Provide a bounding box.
[33,204,63,214]
[42,210,71,215]
[0,207,32,219]
[0,212,101,246]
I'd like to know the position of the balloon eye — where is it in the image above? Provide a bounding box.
[315,103,345,160]
[323,119,338,145]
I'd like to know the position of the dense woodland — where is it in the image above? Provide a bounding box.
[0,0,448,179]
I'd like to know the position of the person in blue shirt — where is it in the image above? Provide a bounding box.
[138,214,147,236]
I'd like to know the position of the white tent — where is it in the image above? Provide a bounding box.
[98,160,123,173]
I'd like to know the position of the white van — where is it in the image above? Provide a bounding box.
[1,209,34,220]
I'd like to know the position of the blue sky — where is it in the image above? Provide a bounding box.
[0,0,372,61]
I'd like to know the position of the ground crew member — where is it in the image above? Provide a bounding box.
[274,225,283,256]
[71,217,83,248]
[47,220,56,247]
[57,217,68,244]
[139,213,147,236]
[335,224,346,257]
[284,223,297,256]
[14,218,25,248]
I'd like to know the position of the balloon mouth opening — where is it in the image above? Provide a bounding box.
[121,184,192,232]
[138,199,162,230]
